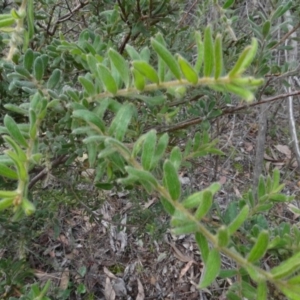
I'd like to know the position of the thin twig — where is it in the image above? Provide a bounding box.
[28,155,69,190]
[153,90,300,134]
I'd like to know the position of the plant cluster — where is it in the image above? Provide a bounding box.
[0,0,300,299]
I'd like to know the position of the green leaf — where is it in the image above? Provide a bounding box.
[87,142,97,167]
[15,65,31,78]
[255,203,273,212]
[272,168,280,190]
[4,104,28,116]
[223,83,254,101]
[194,31,204,74]
[195,190,212,220]
[140,47,151,62]
[152,133,169,167]
[86,54,100,75]
[72,110,105,133]
[262,20,270,38]
[97,64,118,94]
[280,286,300,300]
[247,230,269,262]
[271,252,300,279]
[207,182,221,195]
[105,138,131,158]
[193,132,201,151]
[223,0,235,9]
[11,8,23,19]
[161,197,175,215]
[0,163,18,179]
[217,226,229,247]
[226,291,242,300]
[0,16,15,27]
[246,265,264,282]
[271,1,292,20]
[228,205,249,235]
[247,189,255,207]
[151,38,181,80]
[257,175,266,200]
[177,55,198,84]
[199,249,221,288]
[126,167,158,189]
[228,38,258,77]
[172,221,198,235]
[182,191,204,209]
[33,56,44,81]
[4,115,28,147]
[163,160,181,201]
[272,183,285,194]
[132,61,159,84]
[0,189,18,198]
[22,198,36,216]
[125,44,140,60]
[132,68,145,91]
[269,193,290,202]
[141,130,157,171]
[78,76,95,96]
[108,48,130,88]
[203,26,214,77]
[6,150,28,181]
[257,281,267,300]
[27,0,34,39]
[214,34,223,79]
[195,232,209,263]
[95,182,114,190]
[47,69,61,89]
[231,77,264,87]
[135,94,165,106]
[108,103,134,141]
[0,198,14,210]
[132,133,148,158]
[98,147,117,159]
[4,136,27,162]
[169,146,182,171]
[288,275,300,284]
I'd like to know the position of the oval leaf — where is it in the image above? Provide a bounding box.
[177,55,198,84]
[132,61,159,84]
[203,26,214,77]
[108,48,130,88]
[247,230,269,262]
[199,249,221,288]
[33,56,44,81]
[97,64,118,94]
[151,38,181,80]
[163,160,181,201]
[4,115,28,147]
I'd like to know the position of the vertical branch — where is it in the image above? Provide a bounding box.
[253,102,268,195]
[284,11,300,171]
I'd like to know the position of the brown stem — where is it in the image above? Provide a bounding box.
[152,90,300,134]
[28,155,69,190]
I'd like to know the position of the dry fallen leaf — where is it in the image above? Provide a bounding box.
[103,266,117,279]
[219,176,227,185]
[59,268,69,290]
[136,278,145,300]
[244,142,253,152]
[274,144,291,159]
[179,260,194,279]
[169,242,194,263]
[57,234,69,246]
[104,277,116,300]
[287,204,300,220]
